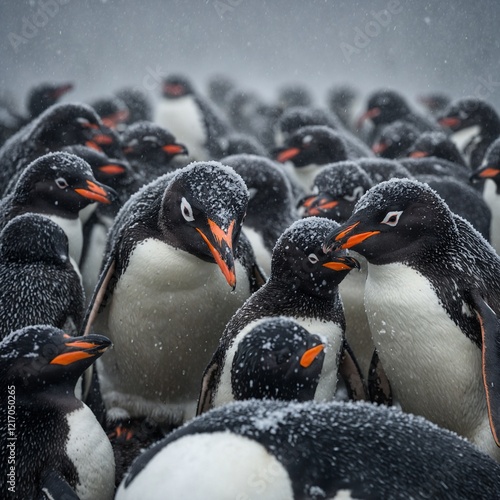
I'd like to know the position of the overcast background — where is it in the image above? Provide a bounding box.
[1,0,499,112]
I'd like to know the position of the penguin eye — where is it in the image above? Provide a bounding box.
[381,210,403,227]
[302,135,313,146]
[55,177,69,189]
[180,197,194,222]
[308,253,319,264]
[275,348,291,365]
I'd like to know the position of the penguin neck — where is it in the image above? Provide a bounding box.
[19,380,82,410]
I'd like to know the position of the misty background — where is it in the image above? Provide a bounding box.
[1,0,499,113]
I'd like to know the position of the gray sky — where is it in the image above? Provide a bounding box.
[1,0,499,111]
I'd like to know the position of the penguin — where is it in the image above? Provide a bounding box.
[0,152,116,268]
[155,74,230,161]
[326,84,359,131]
[26,82,74,121]
[276,83,314,109]
[0,325,114,499]
[371,120,420,159]
[115,87,154,124]
[90,95,130,130]
[0,102,112,193]
[117,399,500,500]
[400,156,472,185]
[357,89,438,144]
[407,131,467,167]
[298,162,374,380]
[323,178,500,460]
[225,88,263,136]
[206,74,236,111]
[417,92,451,117]
[121,121,188,184]
[273,125,370,195]
[274,106,372,158]
[84,161,265,424]
[222,317,327,403]
[438,97,500,168]
[61,145,139,300]
[213,132,268,159]
[0,213,84,339]
[221,153,297,275]
[357,157,412,184]
[470,137,500,253]
[197,217,364,415]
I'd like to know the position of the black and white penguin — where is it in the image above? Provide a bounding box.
[0,102,112,193]
[400,156,472,185]
[0,325,114,499]
[117,399,500,500]
[0,152,116,269]
[371,120,420,159]
[90,95,130,130]
[121,121,188,184]
[273,125,369,195]
[84,161,265,424]
[438,97,500,168]
[299,162,374,379]
[221,153,297,275]
[471,138,500,253]
[323,178,500,460]
[197,217,364,414]
[0,214,84,339]
[407,131,467,167]
[358,89,438,144]
[156,74,230,161]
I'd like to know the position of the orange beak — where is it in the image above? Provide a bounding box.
[196,219,237,288]
[438,116,461,128]
[276,147,301,163]
[300,195,339,217]
[98,164,127,175]
[323,220,380,252]
[163,143,188,156]
[75,179,115,204]
[322,255,360,271]
[372,142,388,155]
[300,344,325,368]
[50,334,111,366]
[409,151,428,158]
[357,107,381,128]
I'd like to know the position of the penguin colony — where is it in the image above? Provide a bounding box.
[2,73,500,499]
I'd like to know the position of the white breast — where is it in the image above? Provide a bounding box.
[242,227,272,276]
[45,214,83,267]
[116,432,293,500]
[98,238,251,419]
[483,179,500,254]
[287,163,322,193]
[364,262,487,441]
[213,315,343,408]
[155,96,207,160]
[65,405,115,500]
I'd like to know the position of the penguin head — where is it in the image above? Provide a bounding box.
[357,158,412,184]
[222,154,295,225]
[277,84,313,110]
[300,161,372,222]
[33,102,113,153]
[323,178,455,266]
[13,152,118,214]
[90,95,130,129]
[62,145,133,192]
[160,161,248,288]
[438,97,498,132]
[471,138,500,193]
[273,125,348,167]
[162,75,195,99]
[358,89,411,127]
[271,217,359,297]
[372,120,420,159]
[0,325,111,389]
[231,318,325,402]
[0,213,70,266]
[417,92,451,115]
[407,131,463,164]
[122,121,188,164]
[27,81,74,119]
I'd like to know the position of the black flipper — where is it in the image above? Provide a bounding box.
[338,339,368,401]
[37,471,79,500]
[471,289,500,447]
[368,350,393,406]
[196,361,219,416]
